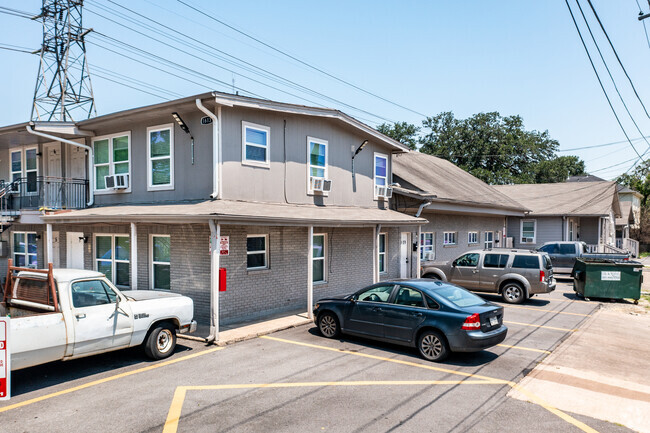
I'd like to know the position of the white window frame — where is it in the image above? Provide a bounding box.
[12,231,38,268]
[150,234,171,290]
[92,131,132,194]
[147,123,174,191]
[306,136,328,195]
[246,234,269,270]
[94,234,130,287]
[378,232,387,274]
[520,220,537,244]
[443,231,457,246]
[9,147,39,194]
[312,233,327,283]
[420,232,434,260]
[468,232,479,245]
[373,152,389,200]
[484,231,494,249]
[241,121,270,168]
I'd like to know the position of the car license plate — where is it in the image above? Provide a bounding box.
[489,316,498,326]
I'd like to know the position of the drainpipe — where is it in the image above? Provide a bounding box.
[46,223,53,265]
[130,222,138,290]
[308,225,314,320]
[415,201,432,218]
[25,125,94,207]
[195,99,220,199]
[417,225,422,278]
[207,219,221,343]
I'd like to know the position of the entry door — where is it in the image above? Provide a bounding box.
[400,232,411,279]
[67,232,85,269]
[45,143,62,208]
[68,144,86,179]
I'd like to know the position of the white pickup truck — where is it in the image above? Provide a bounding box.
[1,262,197,371]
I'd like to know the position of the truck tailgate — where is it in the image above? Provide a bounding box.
[11,313,67,371]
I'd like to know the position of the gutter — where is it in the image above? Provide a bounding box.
[415,201,432,218]
[25,125,95,207]
[195,98,221,199]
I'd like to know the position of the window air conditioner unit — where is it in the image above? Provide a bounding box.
[375,185,393,199]
[105,174,129,190]
[423,252,435,261]
[310,177,332,192]
[522,237,534,243]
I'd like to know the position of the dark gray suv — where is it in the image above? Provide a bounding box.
[420,249,555,304]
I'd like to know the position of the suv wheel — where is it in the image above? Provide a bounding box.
[502,282,526,304]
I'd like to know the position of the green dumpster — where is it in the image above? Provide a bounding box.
[572,258,643,303]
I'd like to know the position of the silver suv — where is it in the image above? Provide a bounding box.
[420,249,555,304]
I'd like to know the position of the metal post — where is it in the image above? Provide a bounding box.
[130,223,137,290]
[308,225,314,320]
[46,223,53,266]
[207,220,220,343]
[417,225,422,278]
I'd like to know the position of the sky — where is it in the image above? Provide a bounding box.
[1,0,650,180]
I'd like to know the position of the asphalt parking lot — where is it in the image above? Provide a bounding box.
[0,280,634,433]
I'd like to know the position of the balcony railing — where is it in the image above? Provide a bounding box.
[0,176,88,211]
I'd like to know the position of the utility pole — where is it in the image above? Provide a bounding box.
[640,0,650,21]
[31,0,96,122]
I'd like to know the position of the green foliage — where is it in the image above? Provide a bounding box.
[616,160,650,207]
[376,121,420,150]
[376,111,586,185]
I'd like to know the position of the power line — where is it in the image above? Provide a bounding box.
[175,0,428,118]
[558,135,650,151]
[587,0,650,119]
[564,0,642,159]
[0,44,33,54]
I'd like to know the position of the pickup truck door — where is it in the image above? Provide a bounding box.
[70,279,134,356]
[557,243,578,270]
[539,244,560,268]
[448,253,481,289]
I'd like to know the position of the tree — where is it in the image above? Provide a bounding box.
[616,160,650,206]
[532,156,586,183]
[376,121,420,150]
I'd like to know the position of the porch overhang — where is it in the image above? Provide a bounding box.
[41,199,427,227]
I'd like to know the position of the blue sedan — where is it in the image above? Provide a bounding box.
[313,279,507,362]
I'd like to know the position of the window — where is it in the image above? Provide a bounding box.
[374,152,388,199]
[454,253,479,267]
[436,286,484,308]
[484,231,494,249]
[13,232,37,268]
[483,254,509,268]
[95,235,130,287]
[521,220,536,244]
[468,232,478,244]
[93,132,131,192]
[312,233,327,283]
[307,137,328,193]
[71,280,117,308]
[420,232,434,260]
[394,286,425,308]
[151,235,171,290]
[539,243,559,254]
[247,235,268,270]
[559,244,576,254]
[378,233,387,274]
[355,285,394,302]
[9,147,38,194]
[443,232,457,245]
[512,255,540,269]
[147,124,174,190]
[242,121,270,167]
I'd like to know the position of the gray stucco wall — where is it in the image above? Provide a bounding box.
[507,216,562,248]
[580,217,599,245]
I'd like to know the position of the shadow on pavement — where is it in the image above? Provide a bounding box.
[9,343,194,397]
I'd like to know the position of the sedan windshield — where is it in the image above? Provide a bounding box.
[435,286,485,308]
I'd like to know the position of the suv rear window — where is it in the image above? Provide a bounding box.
[484,254,509,268]
[512,255,540,269]
[559,244,576,254]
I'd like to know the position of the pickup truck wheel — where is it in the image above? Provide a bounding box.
[144,323,177,360]
[502,282,526,304]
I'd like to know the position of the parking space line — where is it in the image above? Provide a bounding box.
[496,344,551,354]
[501,305,591,317]
[0,347,223,414]
[259,335,599,433]
[163,380,507,433]
[504,321,577,332]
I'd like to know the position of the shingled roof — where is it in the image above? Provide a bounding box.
[392,151,528,213]
[493,181,621,217]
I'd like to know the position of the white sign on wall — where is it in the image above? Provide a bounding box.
[601,271,621,281]
[0,317,9,400]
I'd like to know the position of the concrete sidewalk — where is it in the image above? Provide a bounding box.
[509,300,650,433]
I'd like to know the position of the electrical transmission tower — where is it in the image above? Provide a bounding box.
[31,0,96,122]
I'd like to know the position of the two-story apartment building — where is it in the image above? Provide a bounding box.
[0,92,425,337]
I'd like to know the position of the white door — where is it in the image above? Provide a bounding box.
[45,143,63,208]
[400,232,411,279]
[67,232,85,269]
[68,144,86,179]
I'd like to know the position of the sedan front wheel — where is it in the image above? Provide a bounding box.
[318,312,340,338]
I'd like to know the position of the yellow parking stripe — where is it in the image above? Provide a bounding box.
[0,347,223,414]
[501,305,591,317]
[163,380,507,433]
[497,344,551,354]
[504,320,577,332]
[260,336,598,433]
